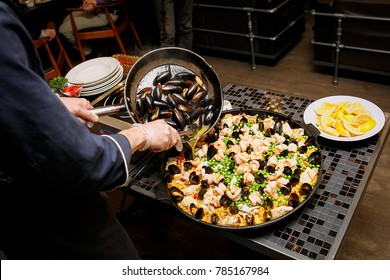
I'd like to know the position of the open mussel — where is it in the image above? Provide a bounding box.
[280,183,292,195]
[288,193,300,208]
[220,195,231,207]
[167,164,181,175]
[189,171,200,184]
[189,203,204,219]
[308,151,322,166]
[183,161,193,171]
[210,213,219,224]
[245,213,254,226]
[300,183,313,196]
[207,145,218,160]
[169,187,184,202]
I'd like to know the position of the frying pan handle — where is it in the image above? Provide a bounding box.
[90,104,126,116]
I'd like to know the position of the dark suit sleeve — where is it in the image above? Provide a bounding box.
[0,3,132,194]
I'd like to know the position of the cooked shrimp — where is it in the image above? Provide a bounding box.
[235,152,250,165]
[226,184,241,201]
[232,115,243,125]
[264,181,278,198]
[248,191,263,206]
[263,118,275,130]
[236,162,252,174]
[239,140,249,152]
[243,172,255,184]
[250,160,260,173]
[267,155,279,167]
[220,127,233,137]
[195,144,208,158]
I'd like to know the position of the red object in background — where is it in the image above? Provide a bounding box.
[62,84,82,97]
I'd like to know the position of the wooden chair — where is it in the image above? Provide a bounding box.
[66,0,143,61]
[33,22,73,80]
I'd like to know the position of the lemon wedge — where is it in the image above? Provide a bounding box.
[335,119,350,137]
[354,113,372,124]
[360,119,377,133]
[320,110,334,128]
[319,126,340,137]
[342,119,363,136]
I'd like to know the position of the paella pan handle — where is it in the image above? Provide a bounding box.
[89,104,127,116]
[302,122,321,138]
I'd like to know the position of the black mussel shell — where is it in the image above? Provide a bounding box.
[273,121,283,135]
[288,193,300,208]
[189,203,197,215]
[266,165,275,173]
[280,183,292,195]
[246,213,254,226]
[169,187,184,202]
[283,166,293,176]
[183,161,192,171]
[152,83,163,101]
[220,195,231,207]
[189,172,200,184]
[229,205,239,215]
[207,145,217,160]
[168,164,181,174]
[255,173,265,184]
[300,183,313,196]
[162,170,174,183]
[279,149,289,157]
[210,213,219,224]
[203,166,213,174]
[198,187,207,200]
[153,67,172,86]
[308,151,322,165]
[304,136,317,147]
[298,145,308,154]
[194,207,204,219]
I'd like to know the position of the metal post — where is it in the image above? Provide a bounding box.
[333,17,343,85]
[246,9,256,70]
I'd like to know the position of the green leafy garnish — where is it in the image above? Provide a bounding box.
[49,76,68,89]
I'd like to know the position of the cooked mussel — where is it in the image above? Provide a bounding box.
[167,164,181,174]
[288,193,300,208]
[153,66,172,85]
[169,187,184,202]
[300,182,313,196]
[308,151,322,165]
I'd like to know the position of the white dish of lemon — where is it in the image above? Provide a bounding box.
[303,95,385,141]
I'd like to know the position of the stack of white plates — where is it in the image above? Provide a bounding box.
[65,57,124,97]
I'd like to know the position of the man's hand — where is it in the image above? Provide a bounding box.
[83,0,97,11]
[119,119,181,153]
[60,97,99,126]
[42,28,56,41]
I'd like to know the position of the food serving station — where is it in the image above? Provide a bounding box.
[89,80,389,260]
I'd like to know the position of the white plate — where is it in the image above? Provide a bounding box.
[66,57,120,85]
[82,65,122,91]
[80,67,123,97]
[303,95,385,141]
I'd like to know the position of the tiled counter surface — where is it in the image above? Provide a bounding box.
[123,83,390,260]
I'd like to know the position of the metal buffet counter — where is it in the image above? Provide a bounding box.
[96,83,390,260]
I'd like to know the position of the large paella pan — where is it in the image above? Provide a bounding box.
[162,108,323,230]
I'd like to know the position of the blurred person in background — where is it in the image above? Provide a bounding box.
[154,0,193,50]
[0,2,180,259]
[59,0,120,57]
